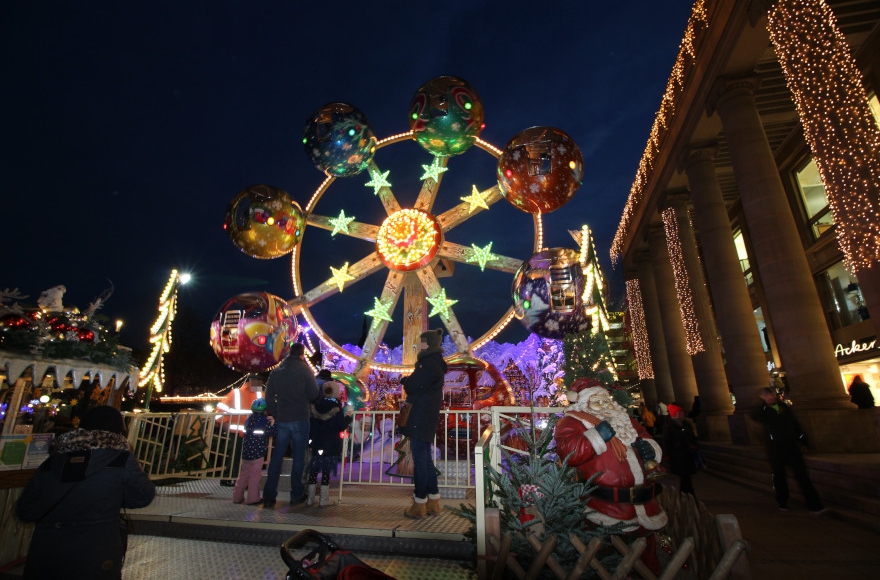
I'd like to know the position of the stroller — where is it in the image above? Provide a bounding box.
[281,529,396,579]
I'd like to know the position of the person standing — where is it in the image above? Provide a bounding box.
[15,405,155,579]
[752,387,826,514]
[848,375,875,409]
[232,398,275,505]
[638,402,656,435]
[306,380,352,507]
[262,343,320,509]
[661,403,698,496]
[401,328,447,519]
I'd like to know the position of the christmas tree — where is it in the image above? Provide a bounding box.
[452,416,625,576]
[563,328,632,408]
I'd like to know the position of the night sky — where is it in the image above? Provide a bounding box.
[2,1,693,354]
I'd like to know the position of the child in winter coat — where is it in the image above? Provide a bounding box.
[233,398,275,505]
[307,380,352,506]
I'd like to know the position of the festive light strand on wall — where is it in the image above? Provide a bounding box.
[611,0,709,263]
[767,0,880,272]
[661,207,704,354]
[625,279,654,379]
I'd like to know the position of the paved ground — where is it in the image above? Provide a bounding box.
[4,469,879,579]
[691,470,880,579]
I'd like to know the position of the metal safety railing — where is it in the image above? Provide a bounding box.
[124,411,246,480]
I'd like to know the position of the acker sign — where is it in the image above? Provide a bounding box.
[834,336,879,358]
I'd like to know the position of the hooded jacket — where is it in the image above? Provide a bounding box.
[401,345,447,442]
[16,428,155,579]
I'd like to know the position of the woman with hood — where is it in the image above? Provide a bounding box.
[16,405,155,579]
[401,328,447,519]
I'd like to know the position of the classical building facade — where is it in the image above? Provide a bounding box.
[613,0,880,452]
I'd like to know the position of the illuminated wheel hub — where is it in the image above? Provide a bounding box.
[376,208,442,271]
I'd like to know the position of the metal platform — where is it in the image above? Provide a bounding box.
[122,477,477,578]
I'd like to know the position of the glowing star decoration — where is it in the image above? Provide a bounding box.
[365,167,391,195]
[329,262,356,292]
[420,157,449,182]
[427,288,458,318]
[375,209,442,271]
[365,297,394,325]
[461,185,490,213]
[466,242,499,271]
[329,210,356,236]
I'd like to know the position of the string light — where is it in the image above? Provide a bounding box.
[625,279,655,379]
[661,206,704,354]
[768,0,880,273]
[611,0,708,263]
[139,269,187,404]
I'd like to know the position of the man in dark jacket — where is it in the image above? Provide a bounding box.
[401,328,447,519]
[16,406,155,579]
[262,343,321,508]
[752,387,826,514]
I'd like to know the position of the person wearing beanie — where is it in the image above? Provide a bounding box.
[232,398,276,505]
[16,405,155,579]
[401,328,447,519]
[306,380,352,507]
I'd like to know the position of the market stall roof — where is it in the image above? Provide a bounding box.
[0,351,138,390]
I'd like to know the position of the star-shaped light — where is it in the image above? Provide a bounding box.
[420,157,448,182]
[427,288,458,318]
[329,210,356,236]
[460,185,490,213]
[365,297,393,324]
[329,262,356,292]
[365,167,391,195]
[466,242,499,271]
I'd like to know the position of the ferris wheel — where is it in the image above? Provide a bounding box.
[289,77,582,378]
[290,133,540,377]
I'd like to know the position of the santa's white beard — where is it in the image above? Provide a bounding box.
[572,402,638,446]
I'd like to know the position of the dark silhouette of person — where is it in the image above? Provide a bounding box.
[752,387,826,514]
[16,406,155,579]
[848,375,875,409]
[662,403,698,496]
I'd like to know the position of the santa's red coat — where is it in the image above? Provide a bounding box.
[555,411,667,531]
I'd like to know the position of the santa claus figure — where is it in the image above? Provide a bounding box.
[554,378,667,533]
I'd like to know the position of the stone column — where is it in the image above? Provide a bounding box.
[683,145,772,444]
[661,192,733,442]
[635,251,675,405]
[711,77,877,452]
[647,226,699,409]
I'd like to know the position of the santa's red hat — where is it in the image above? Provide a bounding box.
[566,378,608,406]
[667,403,684,418]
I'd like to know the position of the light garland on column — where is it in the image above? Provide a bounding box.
[661,206,704,354]
[611,0,709,263]
[625,279,654,379]
[768,0,880,272]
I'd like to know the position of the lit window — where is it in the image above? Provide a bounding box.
[795,158,834,239]
[733,231,753,286]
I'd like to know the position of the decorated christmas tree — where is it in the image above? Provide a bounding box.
[452,416,625,576]
[563,328,631,407]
